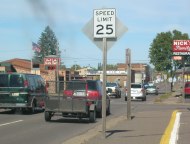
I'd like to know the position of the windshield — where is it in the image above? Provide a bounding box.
[66,81,97,91]
[66,81,86,90]
[9,75,24,87]
[147,86,156,89]
[131,84,141,88]
[0,75,9,87]
[106,83,117,87]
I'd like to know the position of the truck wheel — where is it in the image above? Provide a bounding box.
[45,111,51,122]
[29,101,36,114]
[142,97,146,101]
[89,110,96,123]
[10,108,16,114]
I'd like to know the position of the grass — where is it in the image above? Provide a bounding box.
[154,92,172,102]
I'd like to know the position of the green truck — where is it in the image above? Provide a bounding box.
[0,73,47,113]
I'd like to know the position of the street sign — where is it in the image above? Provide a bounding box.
[44,57,60,65]
[94,8,116,38]
[83,17,127,51]
[83,8,127,138]
[172,40,190,55]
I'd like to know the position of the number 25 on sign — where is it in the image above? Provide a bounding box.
[93,8,116,38]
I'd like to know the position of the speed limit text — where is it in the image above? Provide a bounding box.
[95,10,115,22]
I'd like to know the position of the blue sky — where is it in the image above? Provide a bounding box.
[0,0,190,68]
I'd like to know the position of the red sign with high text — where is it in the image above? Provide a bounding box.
[172,40,190,52]
[44,58,60,65]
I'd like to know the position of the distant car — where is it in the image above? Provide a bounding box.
[148,81,154,86]
[106,82,121,98]
[146,85,158,95]
[125,83,146,101]
[184,82,190,98]
[143,82,149,89]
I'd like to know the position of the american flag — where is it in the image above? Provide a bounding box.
[32,42,41,53]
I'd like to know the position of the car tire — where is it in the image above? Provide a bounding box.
[45,111,51,122]
[10,108,16,114]
[106,104,111,115]
[89,110,96,123]
[29,101,36,114]
[97,110,102,118]
[142,97,146,101]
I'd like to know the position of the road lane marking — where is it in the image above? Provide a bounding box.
[0,120,23,127]
[160,110,181,144]
[170,112,181,144]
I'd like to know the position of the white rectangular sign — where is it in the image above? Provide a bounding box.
[44,58,60,65]
[93,8,116,38]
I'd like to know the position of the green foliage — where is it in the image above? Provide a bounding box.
[70,64,81,71]
[149,30,189,72]
[97,63,117,70]
[107,64,118,70]
[33,26,60,63]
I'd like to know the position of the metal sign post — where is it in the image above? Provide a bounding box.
[102,37,107,138]
[182,56,185,103]
[83,8,128,139]
[126,49,131,120]
[93,8,116,138]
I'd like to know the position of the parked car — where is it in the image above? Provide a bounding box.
[125,83,146,101]
[0,73,47,113]
[106,82,121,98]
[146,85,158,95]
[184,82,190,98]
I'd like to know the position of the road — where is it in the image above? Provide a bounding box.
[0,87,189,144]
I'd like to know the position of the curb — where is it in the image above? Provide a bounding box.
[62,115,127,144]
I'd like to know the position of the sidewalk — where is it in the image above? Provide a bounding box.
[84,110,174,144]
[63,89,190,144]
[83,90,190,144]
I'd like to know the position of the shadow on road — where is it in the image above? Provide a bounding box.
[106,129,133,138]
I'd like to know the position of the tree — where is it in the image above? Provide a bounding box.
[97,63,117,70]
[33,26,60,63]
[149,30,189,91]
[149,30,189,72]
[106,64,117,70]
[70,64,81,71]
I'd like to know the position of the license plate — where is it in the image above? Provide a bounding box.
[73,92,86,96]
[11,93,19,96]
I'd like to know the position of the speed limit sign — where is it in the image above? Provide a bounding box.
[93,8,116,38]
